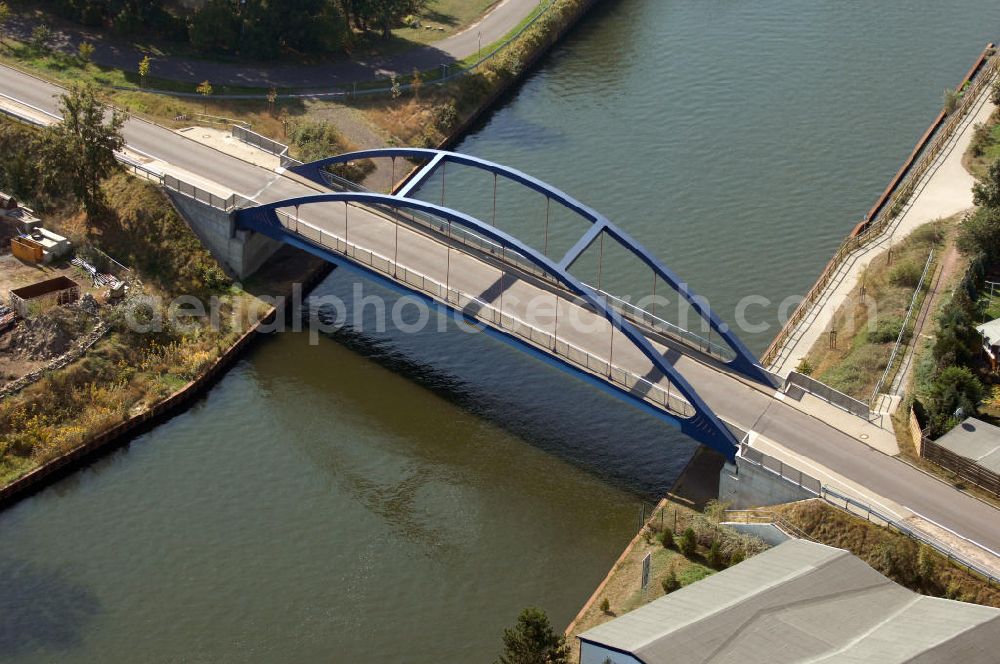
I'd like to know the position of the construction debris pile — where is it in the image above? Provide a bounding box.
[71,257,126,292]
[0,303,15,333]
[0,305,94,361]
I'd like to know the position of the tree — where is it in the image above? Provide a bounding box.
[189,0,239,54]
[992,79,1000,107]
[40,84,126,215]
[661,569,680,593]
[267,87,278,117]
[659,526,674,549]
[972,159,1000,210]
[346,0,430,39]
[679,527,697,557]
[30,24,51,53]
[958,205,1000,258]
[926,366,983,436]
[707,539,723,569]
[495,607,569,664]
[138,55,150,88]
[196,80,213,113]
[78,42,95,63]
[411,67,422,98]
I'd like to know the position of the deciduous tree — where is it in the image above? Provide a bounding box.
[40,84,126,215]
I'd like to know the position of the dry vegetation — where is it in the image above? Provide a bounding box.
[0,166,260,486]
[775,500,1000,607]
[566,500,768,660]
[800,219,954,400]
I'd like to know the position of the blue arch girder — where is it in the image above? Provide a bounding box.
[289,148,774,388]
[235,192,741,459]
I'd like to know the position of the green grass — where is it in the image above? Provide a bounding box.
[393,0,501,45]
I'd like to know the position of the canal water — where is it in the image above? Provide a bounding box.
[4,1,1000,661]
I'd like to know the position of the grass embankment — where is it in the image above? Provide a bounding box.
[799,219,952,400]
[0,116,275,486]
[774,500,1000,607]
[566,500,768,660]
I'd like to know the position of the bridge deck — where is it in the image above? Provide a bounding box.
[1,61,997,568]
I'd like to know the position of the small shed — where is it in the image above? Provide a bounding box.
[9,276,80,317]
[977,318,1000,371]
[923,417,1000,496]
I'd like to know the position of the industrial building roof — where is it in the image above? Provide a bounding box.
[578,539,1000,664]
[935,417,1000,474]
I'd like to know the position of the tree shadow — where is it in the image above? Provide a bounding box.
[0,554,101,657]
[420,10,461,28]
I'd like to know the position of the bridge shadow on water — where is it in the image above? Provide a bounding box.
[303,272,701,499]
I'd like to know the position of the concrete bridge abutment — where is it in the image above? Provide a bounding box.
[168,192,281,279]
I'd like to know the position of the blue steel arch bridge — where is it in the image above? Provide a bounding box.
[235,149,783,460]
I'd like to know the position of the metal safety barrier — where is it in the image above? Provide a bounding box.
[273,206,696,420]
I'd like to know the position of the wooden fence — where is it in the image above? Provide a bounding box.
[922,438,1000,497]
[762,44,999,368]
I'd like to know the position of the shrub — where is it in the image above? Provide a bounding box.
[661,570,680,594]
[728,549,745,566]
[917,545,935,583]
[868,315,907,344]
[889,259,923,288]
[971,122,991,157]
[659,527,674,550]
[796,358,814,375]
[679,528,697,558]
[707,540,723,569]
[992,79,1000,106]
[943,87,961,115]
[599,597,611,614]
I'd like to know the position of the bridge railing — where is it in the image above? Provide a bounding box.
[273,207,695,419]
[311,171,735,365]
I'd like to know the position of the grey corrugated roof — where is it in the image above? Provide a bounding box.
[936,418,1000,474]
[578,539,1000,664]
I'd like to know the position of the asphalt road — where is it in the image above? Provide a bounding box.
[4,63,1000,562]
[6,0,544,89]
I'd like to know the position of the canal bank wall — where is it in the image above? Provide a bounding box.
[0,251,333,509]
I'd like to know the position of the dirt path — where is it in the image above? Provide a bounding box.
[892,236,964,396]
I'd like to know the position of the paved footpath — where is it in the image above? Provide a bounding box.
[6,0,543,89]
[769,79,997,379]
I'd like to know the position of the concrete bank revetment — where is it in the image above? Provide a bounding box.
[0,255,333,509]
[765,44,999,381]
